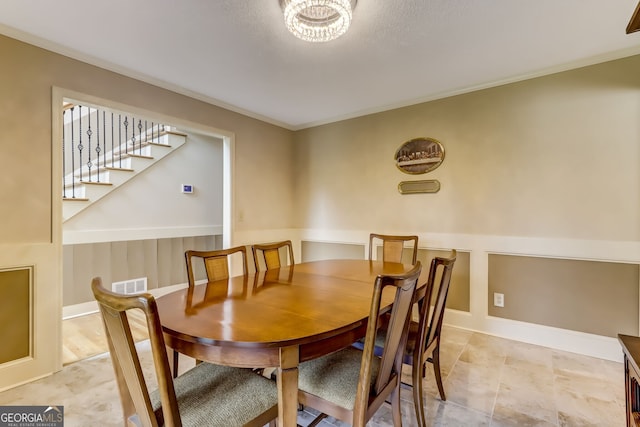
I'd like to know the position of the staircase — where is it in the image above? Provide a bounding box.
[62,130,187,221]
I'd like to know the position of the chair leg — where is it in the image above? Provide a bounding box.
[388,386,402,427]
[307,413,327,427]
[412,359,427,427]
[432,346,446,401]
[172,350,179,378]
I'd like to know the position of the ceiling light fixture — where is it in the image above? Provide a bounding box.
[281,0,356,43]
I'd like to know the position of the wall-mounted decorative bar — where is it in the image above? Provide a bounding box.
[398,179,441,194]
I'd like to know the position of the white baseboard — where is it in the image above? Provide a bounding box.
[444,309,623,363]
[63,301,99,319]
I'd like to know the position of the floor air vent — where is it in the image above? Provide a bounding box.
[112,277,147,295]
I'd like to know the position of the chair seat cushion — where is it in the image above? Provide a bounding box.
[150,362,277,427]
[298,347,380,411]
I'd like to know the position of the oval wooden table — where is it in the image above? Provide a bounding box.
[156,259,428,427]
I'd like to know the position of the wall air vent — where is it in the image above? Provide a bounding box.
[112,277,147,295]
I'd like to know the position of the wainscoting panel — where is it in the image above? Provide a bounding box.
[418,249,470,312]
[301,241,365,262]
[63,235,217,306]
[0,268,31,364]
[488,254,639,337]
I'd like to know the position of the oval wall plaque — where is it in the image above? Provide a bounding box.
[394,137,445,175]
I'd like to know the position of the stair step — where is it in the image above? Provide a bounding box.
[105,166,134,172]
[148,141,172,147]
[63,182,111,195]
[78,181,113,186]
[74,159,155,178]
[66,179,113,187]
[102,136,175,161]
[126,154,153,159]
[101,152,154,160]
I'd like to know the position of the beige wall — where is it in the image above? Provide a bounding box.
[293,56,640,359]
[0,34,295,245]
[293,56,640,241]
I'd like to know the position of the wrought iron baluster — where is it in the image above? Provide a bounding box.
[138,119,143,155]
[103,110,106,175]
[95,109,101,182]
[78,105,84,183]
[123,115,129,155]
[70,107,76,198]
[130,116,136,154]
[110,112,114,166]
[87,108,93,181]
[119,114,123,167]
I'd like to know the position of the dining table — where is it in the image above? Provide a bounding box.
[155,258,428,427]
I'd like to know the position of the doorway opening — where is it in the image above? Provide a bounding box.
[53,87,234,365]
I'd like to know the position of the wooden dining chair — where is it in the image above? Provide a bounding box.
[369,233,419,264]
[173,246,249,376]
[185,245,248,287]
[404,250,457,426]
[91,277,278,427]
[359,250,457,427]
[251,240,294,271]
[297,262,422,427]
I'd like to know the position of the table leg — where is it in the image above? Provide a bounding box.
[277,345,299,427]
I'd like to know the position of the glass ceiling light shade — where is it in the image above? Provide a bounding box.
[281,0,355,42]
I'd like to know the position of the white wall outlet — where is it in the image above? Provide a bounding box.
[494,292,504,307]
[181,184,194,194]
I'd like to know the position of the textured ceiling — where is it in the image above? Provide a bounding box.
[1,0,640,129]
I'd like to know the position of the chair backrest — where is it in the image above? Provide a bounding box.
[185,246,248,287]
[91,277,180,427]
[251,240,294,271]
[353,261,422,425]
[415,250,457,357]
[368,233,418,264]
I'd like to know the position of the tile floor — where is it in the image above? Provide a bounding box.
[0,325,626,426]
